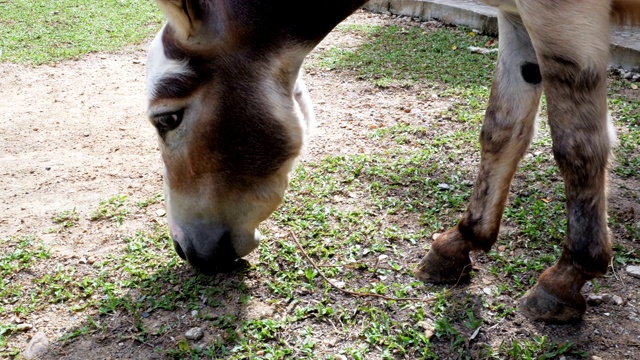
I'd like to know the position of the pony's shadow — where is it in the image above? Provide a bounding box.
[41,259,255,359]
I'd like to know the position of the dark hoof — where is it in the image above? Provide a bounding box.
[414,247,472,284]
[519,283,586,323]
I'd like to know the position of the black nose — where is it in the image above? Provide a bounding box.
[174,232,240,274]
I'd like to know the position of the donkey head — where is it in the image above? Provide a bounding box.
[147,0,364,273]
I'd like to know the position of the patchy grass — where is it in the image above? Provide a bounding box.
[0,0,164,64]
[313,22,496,127]
[90,194,130,225]
[609,77,640,178]
[48,208,80,233]
[315,23,496,92]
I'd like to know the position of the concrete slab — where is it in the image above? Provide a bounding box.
[363,0,640,72]
[611,27,640,72]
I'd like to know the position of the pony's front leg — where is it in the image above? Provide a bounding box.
[415,11,542,283]
[516,0,613,322]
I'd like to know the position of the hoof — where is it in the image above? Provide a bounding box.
[518,283,586,323]
[414,247,472,284]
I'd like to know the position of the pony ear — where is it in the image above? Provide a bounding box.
[156,0,204,41]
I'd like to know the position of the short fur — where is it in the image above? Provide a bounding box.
[611,0,640,25]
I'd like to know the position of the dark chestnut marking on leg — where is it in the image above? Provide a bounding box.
[521,62,541,84]
[542,54,604,93]
[565,199,611,277]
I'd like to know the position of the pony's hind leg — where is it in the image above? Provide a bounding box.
[415,11,543,283]
[516,0,613,322]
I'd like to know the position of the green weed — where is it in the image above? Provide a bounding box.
[90,194,130,224]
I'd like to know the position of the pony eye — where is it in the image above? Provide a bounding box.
[153,109,184,137]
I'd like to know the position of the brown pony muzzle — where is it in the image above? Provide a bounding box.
[168,217,246,274]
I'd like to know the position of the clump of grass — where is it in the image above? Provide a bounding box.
[0,236,50,278]
[90,194,130,224]
[136,193,163,209]
[53,208,80,226]
[499,336,587,359]
[49,208,80,233]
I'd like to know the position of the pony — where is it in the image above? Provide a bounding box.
[146,0,640,322]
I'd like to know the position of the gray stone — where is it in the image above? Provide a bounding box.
[603,294,624,306]
[23,332,49,360]
[15,324,33,332]
[185,327,204,341]
[587,295,604,306]
[627,265,640,279]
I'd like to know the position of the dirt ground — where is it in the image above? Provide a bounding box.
[1,10,639,359]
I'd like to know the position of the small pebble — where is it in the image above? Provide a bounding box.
[16,324,33,332]
[417,321,435,339]
[185,327,204,341]
[587,295,604,305]
[335,355,348,360]
[626,265,640,279]
[603,294,624,306]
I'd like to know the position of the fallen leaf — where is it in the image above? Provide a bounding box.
[485,39,498,47]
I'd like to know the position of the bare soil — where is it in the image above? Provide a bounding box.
[1,10,639,359]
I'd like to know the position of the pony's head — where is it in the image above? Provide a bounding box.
[147,0,362,272]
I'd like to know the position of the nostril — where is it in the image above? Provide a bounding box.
[173,240,186,260]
